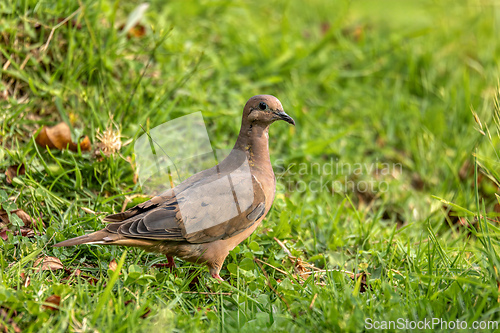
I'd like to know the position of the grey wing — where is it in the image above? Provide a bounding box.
[101,172,266,244]
[176,173,267,243]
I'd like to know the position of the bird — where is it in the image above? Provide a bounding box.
[53,95,295,282]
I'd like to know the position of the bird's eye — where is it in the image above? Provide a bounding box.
[258,102,268,110]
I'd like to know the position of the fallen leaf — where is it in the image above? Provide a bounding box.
[5,164,25,185]
[42,295,61,311]
[0,229,9,241]
[109,259,119,273]
[20,228,35,237]
[0,208,36,228]
[293,257,311,280]
[127,24,146,38]
[20,272,30,288]
[34,256,64,272]
[0,206,41,240]
[35,122,91,152]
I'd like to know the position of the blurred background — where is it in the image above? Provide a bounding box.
[1,0,500,331]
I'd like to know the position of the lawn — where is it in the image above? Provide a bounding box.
[1,0,500,331]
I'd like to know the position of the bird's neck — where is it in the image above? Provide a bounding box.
[233,122,273,177]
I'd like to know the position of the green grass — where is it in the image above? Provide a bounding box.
[1,0,500,331]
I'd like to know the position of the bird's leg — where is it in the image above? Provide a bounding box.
[166,255,176,268]
[153,256,176,270]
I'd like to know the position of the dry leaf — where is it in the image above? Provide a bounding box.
[0,209,40,241]
[0,207,41,240]
[0,209,35,228]
[34,256,64,272]
[43,295,61,311]
[35,122,91,152]
[0,208,36,227]
[128,24,146,38]
[109,258,119,273]
[118,23,147,39]
[5,164,25,184]
[0,229,9,241]
[20,272,30,288]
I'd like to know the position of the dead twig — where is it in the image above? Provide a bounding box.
[40,8,81,53]
[274,237,292,256]
[182,291,232,296]
[309,293,318,310]
[254,258,290,311]
[254,258,289,275]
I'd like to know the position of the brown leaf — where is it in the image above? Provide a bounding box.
[76,135,92,152]
[109,259,119,273]
[119,23,147,38]
[35,122,91,152]
[128,24,146,38]
[20,272,30,288]
[43,295,61,311]
[0,229,9,241]
[5,164,25,185]
[20,228,35,237]
[0,207,41,240]
[14,209,33,226]
[33,256,64,272]
[293,257,311,280]
[1,209,36,228]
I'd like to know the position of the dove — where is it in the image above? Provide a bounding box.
[54,95,295,281]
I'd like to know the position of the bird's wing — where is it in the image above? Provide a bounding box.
[102,162,266,244]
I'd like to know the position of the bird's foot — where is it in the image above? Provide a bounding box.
[211,273,224,283]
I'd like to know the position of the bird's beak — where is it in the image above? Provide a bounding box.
[275,111,295,126]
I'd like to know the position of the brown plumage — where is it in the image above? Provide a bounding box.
[53,95,295,281]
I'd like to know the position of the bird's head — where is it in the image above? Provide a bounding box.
[244,95,295,126]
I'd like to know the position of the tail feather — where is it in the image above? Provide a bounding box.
[53,230,158,248]
[53,230,111,247]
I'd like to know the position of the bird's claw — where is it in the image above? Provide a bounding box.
[211,273,224,283]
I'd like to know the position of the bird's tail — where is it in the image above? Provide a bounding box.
[53,230,156,248]
[53,230,111,247]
